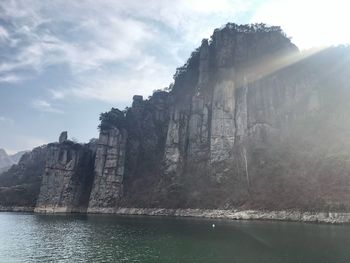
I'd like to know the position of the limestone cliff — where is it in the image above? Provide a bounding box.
[35,140,94,213]
[120,23,350,211]
[88,127,127,211]
[1,23,350,214]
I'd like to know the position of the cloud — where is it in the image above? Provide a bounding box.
[0,1,156,75]
[251,0,350,49]
[0,0,251,102]
[49,89,65,100]
[0,26,9,41]
[2,1,349,101]
[0,74,21,83]
[60,54,174,103]
[32,99,64,114]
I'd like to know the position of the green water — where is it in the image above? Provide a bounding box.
[0,213,350,262]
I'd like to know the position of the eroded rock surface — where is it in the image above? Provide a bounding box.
[88,128,127,211]
[35,141,94,213]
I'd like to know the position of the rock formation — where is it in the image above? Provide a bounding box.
[35,141,94,213]
[88,127,127,212]
[1,23,350,215]
[59,131,68,143]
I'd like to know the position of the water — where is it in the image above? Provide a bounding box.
[0,213,350,262]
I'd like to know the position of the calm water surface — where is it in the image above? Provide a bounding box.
[0,212,350,262]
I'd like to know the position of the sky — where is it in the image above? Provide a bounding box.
[0,0,349,154]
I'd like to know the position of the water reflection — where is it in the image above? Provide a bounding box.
[0,212,350,262]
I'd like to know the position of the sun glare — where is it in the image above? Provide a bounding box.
[252,0,350,49]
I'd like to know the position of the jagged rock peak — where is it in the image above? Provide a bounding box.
[59,131,68,143]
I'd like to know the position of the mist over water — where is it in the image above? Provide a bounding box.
[0,212,350,262]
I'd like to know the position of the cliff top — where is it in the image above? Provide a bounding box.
[98,23,297,130]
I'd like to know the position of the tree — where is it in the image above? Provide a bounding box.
[98,108,125,131]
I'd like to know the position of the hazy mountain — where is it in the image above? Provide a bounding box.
[10,151,28,164]
[0,149,28,173]
[0,149,13,170]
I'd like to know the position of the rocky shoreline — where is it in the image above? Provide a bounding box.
[0,206,34,212]
[88,208,350,224]
[3,206,350,224]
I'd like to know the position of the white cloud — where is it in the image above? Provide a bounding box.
[2,0,349,108]
[0,26,9,41]
[2,0,349,94]
[49,89,65,100]
[69,56,173,103]
[0,0,251,102]
[251,0,350,49]
[0,74,21,83]
[32,99,64,114]
[0,1,156,75]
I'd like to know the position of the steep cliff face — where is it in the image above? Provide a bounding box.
[158,24,301,208]
[1,23,350,214]
[88,92,170,211]
[35,141,94,213]
[118,24,350,211]
[0,134,96,212]
[88,128,127,212]
[122,92,170,207]
[243,47,350,211]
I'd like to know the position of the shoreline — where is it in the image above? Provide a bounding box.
[0,206,34,212]
[2,206,350,224]
[89,208,350,224]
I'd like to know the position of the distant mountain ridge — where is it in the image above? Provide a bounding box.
[0,149,27,173]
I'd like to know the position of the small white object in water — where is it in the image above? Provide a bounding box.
[212,224,215,228]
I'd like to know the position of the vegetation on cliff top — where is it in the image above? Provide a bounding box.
[98,108,126,131]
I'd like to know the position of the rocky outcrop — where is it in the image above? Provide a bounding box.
[88,128,127,212]
[1,23,350,219]
[122,92,170,207]
[59,131,68,143]
[35,141,94,213]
